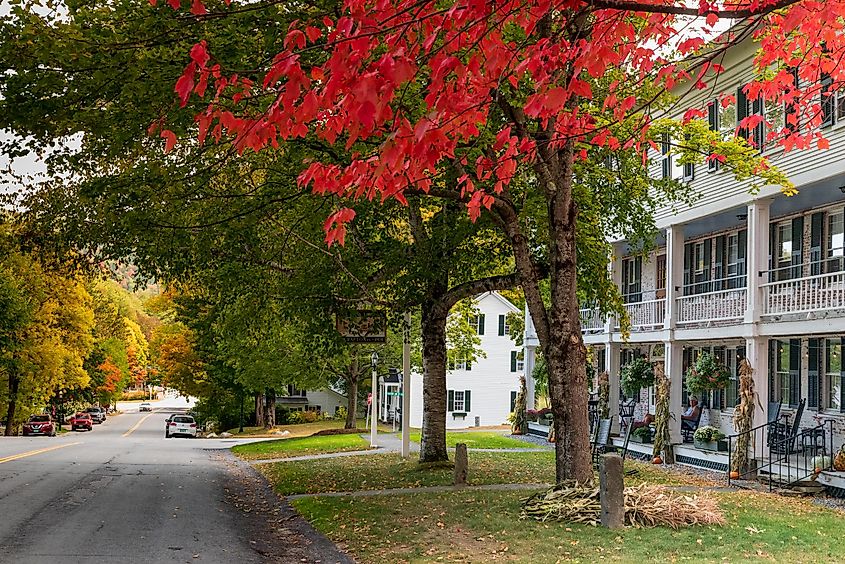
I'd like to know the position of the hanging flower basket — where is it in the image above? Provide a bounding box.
[686,352,731,396]
[620,357,655,397]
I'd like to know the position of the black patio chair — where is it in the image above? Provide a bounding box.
[591,417,613,465]
[619,400,635,430]
[681,403,703,443]
[764,401,782,446]
[770,399,806,454]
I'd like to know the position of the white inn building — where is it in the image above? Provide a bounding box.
[523,34,845,486]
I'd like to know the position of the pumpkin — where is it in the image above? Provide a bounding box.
[652,456,662,465]
[834,445,845,472]
[729,471,739,479]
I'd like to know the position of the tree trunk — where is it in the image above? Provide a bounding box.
[255,393,265,428]
[345,360,358,430]
[5,373,19,436]
[419,299,449,463]
[265,389,276,428]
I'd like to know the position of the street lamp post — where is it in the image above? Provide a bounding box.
[370,351,379,447]
[57,390,64,432]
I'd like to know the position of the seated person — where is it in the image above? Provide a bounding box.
[681,398,701,428]
[631,412,654,431]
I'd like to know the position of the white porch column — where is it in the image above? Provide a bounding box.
[523,303,540,409]
[745,199,772,324]
[664,225,685,329]
[746,336,770,432]
[665,341,684,444]
[606,342,621,434]
[607,242,624,333]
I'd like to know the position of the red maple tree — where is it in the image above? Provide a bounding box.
[157,0,843,481]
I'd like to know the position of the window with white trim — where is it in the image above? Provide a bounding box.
[449,355,470,371]
[826,339,842,411]
[694,242,706,275]
[777,221,793,262]
[828,210,844,272]
[453,390,465,412]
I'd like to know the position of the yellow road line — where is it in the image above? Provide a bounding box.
[122,411,155,437]
[0,442,80,464]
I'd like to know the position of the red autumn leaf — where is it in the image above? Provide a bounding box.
[190,0,205,15]
[161,129,177,153]
[166,0,179,9]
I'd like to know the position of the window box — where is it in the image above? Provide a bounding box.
[630,434,652,444]
[452,412,467,419]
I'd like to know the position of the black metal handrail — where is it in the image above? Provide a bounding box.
[727,420,834,490]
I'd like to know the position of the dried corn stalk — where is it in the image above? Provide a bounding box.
[732,358,755,474]
[512,375,528,435]
[520,483,725,529]
[652,362,675,464]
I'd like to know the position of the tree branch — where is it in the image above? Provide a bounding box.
[585,0,801,18]
[442,273,520,310]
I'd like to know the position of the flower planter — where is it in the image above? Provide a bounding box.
[631,434,652,444]
[694,438,728,452]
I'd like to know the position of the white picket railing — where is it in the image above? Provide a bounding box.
[676,288,747,324]
[617,298,665,330]
[579,308,605,332]
[762,270,845,316]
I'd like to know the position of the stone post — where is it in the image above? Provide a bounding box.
[454,443,468,486]
[600,453,625,529]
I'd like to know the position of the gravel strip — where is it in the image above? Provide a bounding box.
[509,433,554,448]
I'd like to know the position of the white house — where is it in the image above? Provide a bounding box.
[408,291,523,429]
[520,32,845,486]
[277,385,349,417]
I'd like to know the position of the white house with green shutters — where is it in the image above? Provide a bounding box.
[408,291,523,429]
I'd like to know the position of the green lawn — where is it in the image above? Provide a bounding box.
[294,489,845,563]
[256,452,704,496]
[232,433,371,460]
[407,431,537,449]
[225,419,391,438]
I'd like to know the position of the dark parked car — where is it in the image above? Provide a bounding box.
[22,414,56,436]
[85,407,106,424]
[69,412,93,431]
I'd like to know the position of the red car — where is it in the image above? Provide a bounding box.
[22,414,56,436]
[69,412,93,431]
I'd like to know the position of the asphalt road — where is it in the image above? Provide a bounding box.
[0,399,347,564]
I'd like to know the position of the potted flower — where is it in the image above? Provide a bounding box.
[631,426,653,444]
[686,352,731,396]
[526,409,539,423]
[693,426,728,452]
[621,357,655,398]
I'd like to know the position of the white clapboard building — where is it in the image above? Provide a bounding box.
[408,291,523,429]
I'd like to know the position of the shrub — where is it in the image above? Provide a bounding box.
[119,390,148,401]
[620,358,655,397]
[288,410,320,424]
[334,406,348,421]
[633,426,652,440]
[693,426,725,442]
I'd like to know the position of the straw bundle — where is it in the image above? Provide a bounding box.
[732,359,755,474]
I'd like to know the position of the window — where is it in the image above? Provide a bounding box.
[724,347,744,408]
[777,221,793,262]
[694,242,706,274]
[469,314,485,335]
[660,133,670,179]
[826,339,842,411]
[453,391,465,411]
[770,339,800,407]
[765,99,786,139]
[622,256,642,303]
[449,355,471,371]
[656,254,667,296]
[777,341,791,406]
[498,314,510,336]
[719,99,737,141]
[510,350,524,372]
[828,211,844,272]
[727,235,739,277]
[448,390,471,412]
[821,72,834,127]
[286,385,306,397]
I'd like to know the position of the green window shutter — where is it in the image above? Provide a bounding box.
[447,390,455,412]
[791,217,804,279]
[510,391,517,412]
[510,351,517,372]
[768,340,776,403]
[768,223,777,280]
[714,235,726,290]
[477,314,485,335]
[808,338,820,410]
[752,97,764,149]
[789,338,801,408]
[683,243,693,293]
[737,85,749,139]
[466,358,472,371]
[464,390,471,412]
[707,101,719,171]
[811,212,824,276]
[737,229,747,283]
[498,315,505,336]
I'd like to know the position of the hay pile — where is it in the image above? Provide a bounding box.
[521,482,725,528]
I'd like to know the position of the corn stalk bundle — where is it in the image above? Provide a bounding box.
[520,483,725,529]
[512,375,528,435]
[624,485,725,528]
[598,371,610,419]
[652,362,675,464]
[732,358,755,474]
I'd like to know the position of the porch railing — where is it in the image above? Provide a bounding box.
[762,270,845,317]
[616,298,665,330]
[727,419,834,491]
[579,308,605,332]
[676,287,747,325]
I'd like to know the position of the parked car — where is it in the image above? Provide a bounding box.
[85,407,106,424]
[22,414,56,436]
[69,412,93,431]
[166,415,198,438]
[139,402,152,412]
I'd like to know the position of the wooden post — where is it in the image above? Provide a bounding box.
[600,453,624,529]
[454,443,468,486]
